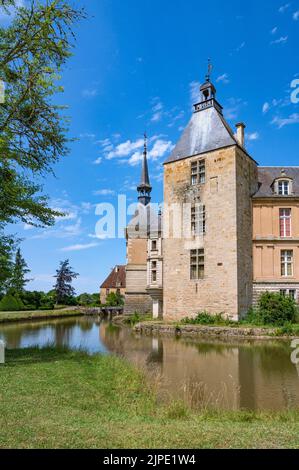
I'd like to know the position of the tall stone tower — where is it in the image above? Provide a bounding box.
[124,134,153,315]
[162,72,258,321]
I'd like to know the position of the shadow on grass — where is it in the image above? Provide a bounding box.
[4,346,92,367]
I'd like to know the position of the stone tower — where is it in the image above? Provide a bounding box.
[124,134,153,315]
[162,73,258,321]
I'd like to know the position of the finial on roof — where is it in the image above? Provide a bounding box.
[205,58,213,82]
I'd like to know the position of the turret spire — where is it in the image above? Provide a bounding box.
[205,58,213,82]
[137,132,152,206]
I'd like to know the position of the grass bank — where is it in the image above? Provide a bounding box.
[0,309,84,324]
[0,347,299,448]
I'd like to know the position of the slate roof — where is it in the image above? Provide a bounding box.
[254,167,299,198]
[127,204,162,239]
[100,265,126,289]
[138,151,151,190]
[164,104,238,164]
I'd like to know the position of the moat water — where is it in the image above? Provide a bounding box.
[1,316,299,411]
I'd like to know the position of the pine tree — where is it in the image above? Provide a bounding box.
[54,260,79,305]
[10,248,30,294]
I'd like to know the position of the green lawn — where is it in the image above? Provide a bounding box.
[0,309,84,324]
[0,347,299,449]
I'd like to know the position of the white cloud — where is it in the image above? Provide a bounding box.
[262,102,270,113]
[0,0,25,20]
[150,99,164,122]
[127,139,174,166]
[23,223,34,231]
[81,202,93,213]
[93,157,102,165]
[271,36,288,45]
[79,133,96,140]
[293,11,299,20]
[271,26,278,34]
[224,97,247,120]
[272,113,299,128]
[106,138,144,159]
[31,198,85,240]
[82,88,98,98]
[167,110,185,128]
[279,3,290,13]
[216,73,230,84]
[236,41,245,52]
[247,132,260,141]
[60,243,99,252]
[93,189,116,196]
[148,139,174,160]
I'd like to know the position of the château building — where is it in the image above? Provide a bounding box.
[121,71,299,321]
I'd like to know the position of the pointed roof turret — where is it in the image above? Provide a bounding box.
[137,132,152,206]
[164,63,241,165]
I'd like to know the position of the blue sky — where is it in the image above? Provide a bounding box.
[2,0,299,294]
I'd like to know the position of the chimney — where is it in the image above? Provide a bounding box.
[235,122,246,148]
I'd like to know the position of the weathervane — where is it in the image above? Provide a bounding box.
[206,58,213,82]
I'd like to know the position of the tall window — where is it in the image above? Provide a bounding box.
[190,249,204,280]
[151,261,157,283]
[191,160,205,185]
[279,208,291,237]
[151,240,157,251]
[278,180,290,195]
[191,204,206,235]
[281,250,293,277]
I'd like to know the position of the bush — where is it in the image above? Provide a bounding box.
[0,294,22,311]
[258,292,298,326]
[105,292,124,307]
[125,312,142,326]
[182,312,231,326]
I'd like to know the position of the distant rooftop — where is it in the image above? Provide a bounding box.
[100,265,126,289]
[254,167,299,198]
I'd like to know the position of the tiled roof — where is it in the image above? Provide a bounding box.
[100,265,126,289]
[164,104,238,164]
[254,167,299,198]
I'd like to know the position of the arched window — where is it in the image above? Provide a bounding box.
[273,177,293,196]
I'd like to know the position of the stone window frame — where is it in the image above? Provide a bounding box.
[279,208,292,238]
[191,159,206,186]
[190,249,205,280]
[191,203,206,236]
[281,249,294,277]
[151,261,157,283]
[280,288,297,300]
[273,177,293,196]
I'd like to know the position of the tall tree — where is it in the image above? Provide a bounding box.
[0,226,16,295]
[54,259,78,304]
[10,247,30,294]
[0,0,85,227]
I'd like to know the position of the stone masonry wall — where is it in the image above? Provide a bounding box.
[162,145,258,321]
[235,147,259,317]
[163,146,240,321]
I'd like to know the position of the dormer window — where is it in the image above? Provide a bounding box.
[278,180,290,196]
[273,177,293,196]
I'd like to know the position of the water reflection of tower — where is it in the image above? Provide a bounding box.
[99,323,163,372]
[53,321,72,348]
